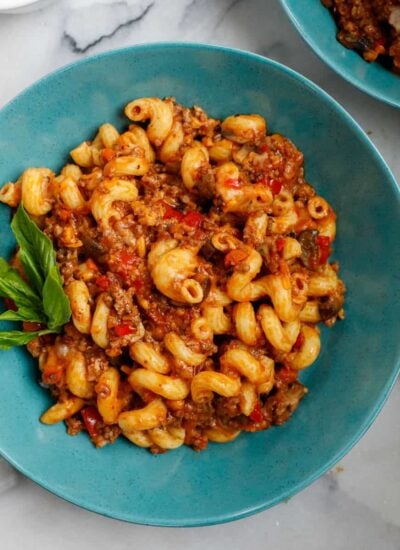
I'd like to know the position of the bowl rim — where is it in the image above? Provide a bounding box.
[279,0,400,109]
[0,0,49,11]
[0,41,399,526]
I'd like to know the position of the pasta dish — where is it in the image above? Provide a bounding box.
[322,0,400,72]
[0,98,345,452]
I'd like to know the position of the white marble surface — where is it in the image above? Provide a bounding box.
[0,1,399,548]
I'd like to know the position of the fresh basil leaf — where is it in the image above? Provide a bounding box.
[0,307,45,323]
[11,204,56,294]
[0,258,43,311]
[0,204,72,348]
[17,248,43,297]
[42,265,71,331]
[0,329,51,350]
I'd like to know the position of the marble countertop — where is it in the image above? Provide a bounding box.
[0,1,399,548]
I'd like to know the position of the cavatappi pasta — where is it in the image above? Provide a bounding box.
[0,98,345,453]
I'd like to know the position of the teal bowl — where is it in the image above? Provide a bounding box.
[0,43,399,526]
[280,0,400,108]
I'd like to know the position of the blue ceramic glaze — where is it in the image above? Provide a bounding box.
[0,43,399,526]
[280,0,400,108]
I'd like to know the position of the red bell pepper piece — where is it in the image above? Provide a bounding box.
[317,235,331,264]
[81,406,103,438]
[183,210,203,228]
[114,323,136,337]
[249,402,263,422]
[276,238,285,254]
[95,275,110,291]
[268,178,283,195]
[260,175,282,195]
[162,203,184,222]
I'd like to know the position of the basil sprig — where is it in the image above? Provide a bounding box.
[0,204,71,349]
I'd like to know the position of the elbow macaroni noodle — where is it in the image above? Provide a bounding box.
[0,98,345,453]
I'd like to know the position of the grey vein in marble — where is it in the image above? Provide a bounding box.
[213,0,245,30]
[181,0,241,30]
[64,0,154,53]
